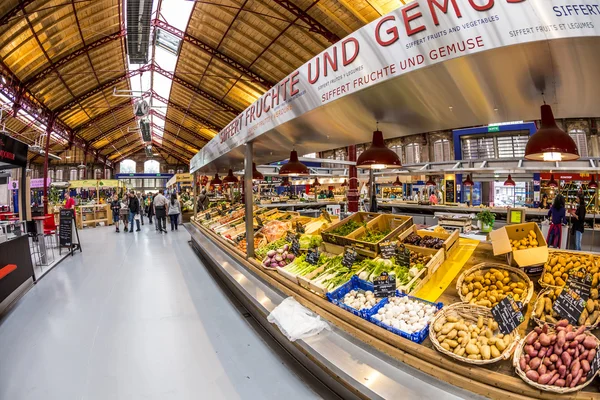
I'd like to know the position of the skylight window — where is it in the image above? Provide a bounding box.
[155,29,181,56]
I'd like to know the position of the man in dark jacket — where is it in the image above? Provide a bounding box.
[128,190,141,232]
[110,193,121,233]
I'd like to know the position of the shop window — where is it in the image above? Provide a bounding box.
[144,160,160,174]
[461,136,495,160]
[56,169,63,181]
[433,139,451,162]
[569,130,588,157]
[404,143,421,164]
[120,159,136,174]
[497,135,528,158]
[48,170,55,181]
[69,168,78,181]
[302,152,317,158]
[78,168,85,180]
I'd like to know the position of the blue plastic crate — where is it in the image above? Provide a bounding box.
[326,275,386,319]
[367,296,443,343]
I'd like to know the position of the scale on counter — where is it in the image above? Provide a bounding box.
[434,212,475,233]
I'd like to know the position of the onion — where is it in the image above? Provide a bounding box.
[278,261,286,267]
[263,258,270,267]
[287,253,295,260]
[267,250,276,258]
[277,249,284,254]
[274,255,283,262]
[270,262,279,268]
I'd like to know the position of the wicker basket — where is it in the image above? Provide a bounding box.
[531,288,600,330]
[513,329,599,393]
[538,250,600,291]
[429,302,520,365]
[456,263,535,307]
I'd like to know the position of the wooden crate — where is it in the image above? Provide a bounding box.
[303,216,340,235]
[344,214,413,258]
[297,243,345,296]
[398,226,459,259]
[400,245,445,276]
[396,268,428,294]
[321,212,380,246]
[221,224,246,241]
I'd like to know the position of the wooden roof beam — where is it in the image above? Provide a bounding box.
[0,0,37,26]
[112,142,146,164]
[72,98,135,133]
[152,134,196,158]
[90,117,137,147]
[270,0,340,43]
[151,143,189,165]
[150,125,200,153]
[150,90,222,131]
[150,111,209,143]
[152,19,275,90]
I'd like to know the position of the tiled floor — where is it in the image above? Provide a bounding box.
[0,222,321,400]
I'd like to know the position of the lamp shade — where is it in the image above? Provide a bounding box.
[504,174,516,187]
[463,174,474,187]
[279,150,309,176]
[341,179,348,187]
[223,169,239,184]
[210,173,222,186]
[547,174,558,188]
[356,130,401,169]
[392,176,401,187]
[425,177,436,187]
[590,175,598,189]
[252,163,264,180]
[525,104,579,161]
[312,177,321,187]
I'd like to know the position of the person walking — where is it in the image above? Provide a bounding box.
[547,194,566,248]
[136,192,145,226]
[128,190,141,232]
[168,193,181,231]
[153,189,169,233]
[110,193,121,233]
[120,195,129,232]
[571,194,586,251]
[198,188,209,211]
[146,193,154,224]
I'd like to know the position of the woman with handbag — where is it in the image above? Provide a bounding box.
[168,194,181,231]
[546,194,566,248]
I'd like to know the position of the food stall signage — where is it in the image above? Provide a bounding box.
[191,0,600,172]
[395,244,411,268]
[342,247,357,268]
[553,273,592,324]
[0,133,28,168]
[487,126,500,132]
[373,272,396,298]
[306,248,320,265]
[491,295,524,334]
[380,241,397,259]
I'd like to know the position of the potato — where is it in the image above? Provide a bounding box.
[465,343,479,355]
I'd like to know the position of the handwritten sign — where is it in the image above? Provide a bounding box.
[306,248,320,265]
[491,295,524,334]
[395,244,411,268]
[380,241,397,259]
[321,209,332,223]
[553,274,591,325]
[373,272,396,297]
[296,221,305,234]
[342,247,357,268]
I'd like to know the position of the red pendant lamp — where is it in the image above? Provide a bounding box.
[463,174,474,187]
[356,126,402,169]
[589,174,598,189]
[341,179,348,187]
[392,176,401,186]
[504,174,516,187]
[223,169,239,184]
[210,173,222,186]
[251,163,264,180]
[279,150,309,176]
[525,104,579,161]
[312,177,321,187]
[547,174,558,188]
[425,176,436,187]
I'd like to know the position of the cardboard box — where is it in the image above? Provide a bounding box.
[489,222,548,268]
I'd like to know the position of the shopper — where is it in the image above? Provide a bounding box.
[128,190,141,232]
[64,192,76,209]
[168,194,181,231]
[146,193,154,224]
[136,192,144,226]
[540,194,550,209]
[120,195,129,232]
[429,191,439,205]
[571,194,586,251]
[327,189,334,199]
[154,189,169,233]
[198,189,209,211]
[110,193,121,233]
[547,194,566,248]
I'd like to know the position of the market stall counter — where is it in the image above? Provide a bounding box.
[0,229,34,315]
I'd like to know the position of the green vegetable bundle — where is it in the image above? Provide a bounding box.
[255,238,290,259]
[329,220,362,236]
[299,234,323,250]
[360,227,391,243]
[284,253,330,276]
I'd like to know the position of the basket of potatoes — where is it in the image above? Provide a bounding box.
[456,263,534,308]
[532,287,600,329]
[429,302,519,365]
[510,229,540,250]
[540,252,599,289]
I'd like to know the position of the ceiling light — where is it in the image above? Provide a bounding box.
[210,173,222,186]
[252,163,264,180]
[341,179,348,187]
[547,174,558,188]
[223,168,239,184]
[525,104,579,161]
[392,176,401,186]
[356,127,401,170]
[279,150,309,176]
[589,175,598,189]
[463,174,474,187]
[504,174,516,187]
[425,177,436,187]
[312,177,321,187]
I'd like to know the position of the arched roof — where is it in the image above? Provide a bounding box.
[0,0,406,166]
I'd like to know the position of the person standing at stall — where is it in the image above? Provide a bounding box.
[145,193,154,224]
[128,191,141,233]
[64,192,76,210]
[168,194,181,231]
[429,191,439,205]
[198,189,209,211]
[547,194,567,248]
[153,189,169,233]
[110,193,121,233]
[571,194,586,251]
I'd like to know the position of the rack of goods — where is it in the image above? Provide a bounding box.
[190,201,600,399]
[76,204,111,229]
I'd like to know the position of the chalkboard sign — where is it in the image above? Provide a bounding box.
[306,248,320,265]
[380,241,397,259]
[59,209,74,247]
[491,295,524,334]
[588,348,600,378]
[395,244,411,267]
[321,209,332,223]
[445,179,455,203]
[287,232,300,256]
[342,247,357,268]
[205,212,211,221]
[373,272,396,297]
[295,221,305,234]
[221,203,227,211]
[553,274,591,325]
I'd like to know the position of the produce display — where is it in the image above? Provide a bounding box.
[459,266,531,307]
[372,296,438,334]
[237,237,263,252]
[510,230,539,250]
[283,253,330,276]
[342,289,381,312]
[514,321,598,391]
[409,250,431,267]
[402,233,444,249]
[310,256,362,291]
[359,227,390,243]
[262,244,296,269]
[299,234,323,250]
[533,287,600,327]
[542,252,599,287]
[261,220,290,242]
[356,258,424,288]
[328,220,362,236]
[255,237,291,260]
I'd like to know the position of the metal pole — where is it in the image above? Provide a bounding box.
[193,171,198,221]
[42,114,55,215]
[347,145,358,212]
[244,142,254,258]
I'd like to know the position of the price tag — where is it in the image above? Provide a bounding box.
[395,244,411,267]
[221,203,227,211]
[373,272,396,297]
[205,213,211,221]
[306,248,320,265]
[342,247,357,268]
[380,241,397,259]
[553,273,592,325]
[491,295,525,334]
[286,232,300,256]
[321,209,332,223]
[295,221,305,234]
[588,349,600,379]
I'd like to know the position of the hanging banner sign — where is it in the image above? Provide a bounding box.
[190,0,600,172]
[0,133,28,168]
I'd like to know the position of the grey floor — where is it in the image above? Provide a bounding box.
[0,221,321,400]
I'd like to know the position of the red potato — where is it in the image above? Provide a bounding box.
[580,350,589,361]
[538,372,554,385]
[529,357,542,370]
[519,357,527,371]
[550,354,559,363]
[542,324,549,334]
[525,354,530,362]
[556,331,566,349]
[555,378,566,387]
[582,336,597,350]
[571,359,581,376]
[575,325,586,336]
[538,364,547,375]
[566,324,573,333]
[558,364,567,378]
[569,340,579,349]
[542,358,552,367]
[526,370,540,382]
[526,332,538,345]
[534,341,542,350]
[538,333,551,347]
[556,358,563,369]
[556,319,569,327]
[538,348,548,358]
[570,370,583,388]
[567,348,575,357]
[566,373,572,387]
[546,345,553,357]
[534,326,541,335]
[549,364,556,371]
[548,373,560,386]
[581,359,591,373]
[524,344,537,358]
[554,343,563,356]
[575,334,586,343]
[566,332,576,341]
[557,326,566,332]
[587,348,596,363]
[562,352,572,368]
